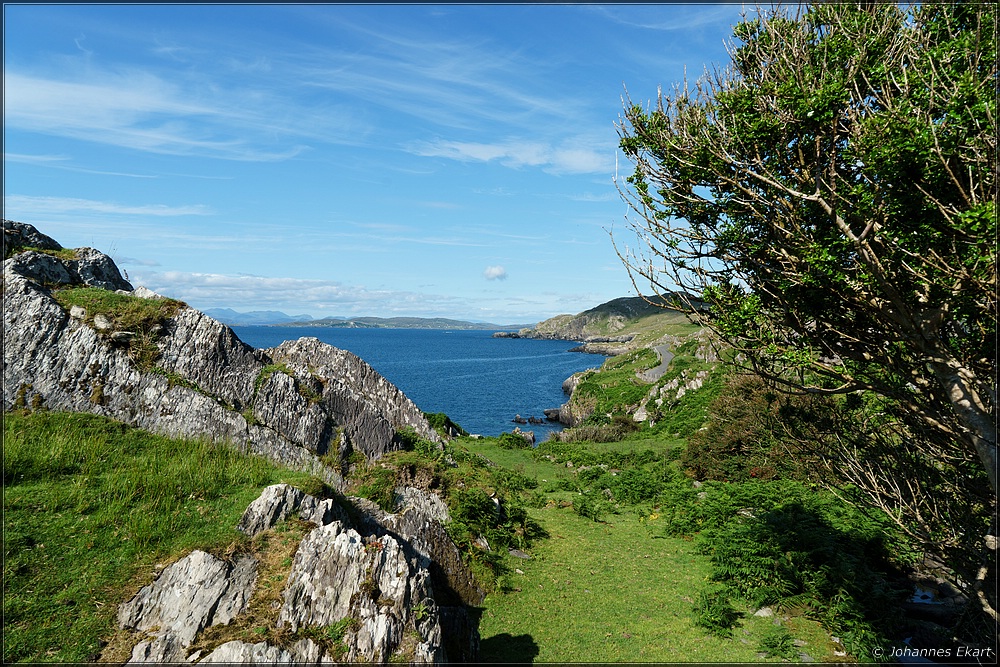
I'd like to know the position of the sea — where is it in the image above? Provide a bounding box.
[231,326,603,438]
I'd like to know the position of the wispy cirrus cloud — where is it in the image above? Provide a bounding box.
[3,194,212,217]
[588,5,745,32]
[3,67,363,161]
[4,152,158,178]
[407,138,613,175]
[133,270,475,317]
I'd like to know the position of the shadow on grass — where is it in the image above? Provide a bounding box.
[479,632,540,664]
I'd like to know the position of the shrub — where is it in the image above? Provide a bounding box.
[572,490,614,523]
[659,479,911,656]
[354,465,398,512]
[692,588,741,638]
[496,432,531,450]
[423,412,468,437]
[757,625,797,659]
[681,374,835,483]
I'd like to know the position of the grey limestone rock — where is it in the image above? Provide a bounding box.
[238,483,348,537]
[3,233,132,292]
[4,219,61,254]
[199,640,295,664]
[112,484,478,663]
[118,550,257,661]
[3,223,442,484]
[268,337,440,461]
[278,521,445,664]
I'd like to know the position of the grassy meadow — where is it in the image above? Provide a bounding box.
[2,411,325,663]
[4,332,917,664]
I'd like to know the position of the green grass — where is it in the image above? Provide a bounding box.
[570,347,659,420]
[478,505,838,662]
[460,435,844,663]
[50,287,185,369]
[2,410,325,663]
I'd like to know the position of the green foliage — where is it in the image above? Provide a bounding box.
[51,287,184,369]
[2,410,321,663]
[571,490,613,523]
[353,464,399,513]
[618,0,997,614]
[757,625,797,659]
[659,478,912,656]
[7,245,80,261]
[682,373,835,483]
[572,348,658,420]
[496,432,531,450]
[423,412,468,437]
[692,588,742,638]
[554,414,640,443]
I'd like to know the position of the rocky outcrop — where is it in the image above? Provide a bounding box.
[115,483,478,663]
[3,219,61,256]
[118,550,258,663]
[3,221,440,484]
[510,296,668,343]
[6,221,484,663]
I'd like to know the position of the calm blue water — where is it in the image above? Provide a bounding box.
[232,326,602,438]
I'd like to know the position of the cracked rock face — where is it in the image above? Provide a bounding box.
[113,484,477,664]
[117,550,258,663]
[3,221,441,484]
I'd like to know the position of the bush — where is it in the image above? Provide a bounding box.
[572,490,613,523]
[496,432,531,450]
[680,374,835,483]
[692,588,742,638]
[609,467,664,505]
[423,412,468,437]
[354,465,398,512]
[659,478,911,656]
[757,625,797,659]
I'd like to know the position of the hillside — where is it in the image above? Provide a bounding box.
[281,315,525,330]
[499,295,701,353]
[2,220,481,663]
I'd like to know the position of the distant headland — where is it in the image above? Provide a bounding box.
[203,308,529,331]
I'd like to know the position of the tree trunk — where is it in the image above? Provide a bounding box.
[927,358,998,495]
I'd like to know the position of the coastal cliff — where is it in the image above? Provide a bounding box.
[495,295,695,354]
[3,220,479,663]
[3,220,439,480]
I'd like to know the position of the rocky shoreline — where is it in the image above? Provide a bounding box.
[3,220,481,663]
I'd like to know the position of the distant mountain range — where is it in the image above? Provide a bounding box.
[202,308,315,326]
[204,308,527,330]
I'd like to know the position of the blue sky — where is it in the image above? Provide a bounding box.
[4,3,748,324]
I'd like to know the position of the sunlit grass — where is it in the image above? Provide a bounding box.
[3,410,323,663]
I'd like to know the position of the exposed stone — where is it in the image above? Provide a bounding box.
[93,313,113,331]
[394,486,450,524]
[237,483,349,537]
[3,224,443,485]
[198,640,295,663]
[118,550,257,654]
[278,521,445,663]
[4,219,61,254]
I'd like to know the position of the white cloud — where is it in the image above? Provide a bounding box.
[2,68,360,161]
[3,195,212,217]
[407,138,613,175]
[483,265,507,281]
[132,270,479,318]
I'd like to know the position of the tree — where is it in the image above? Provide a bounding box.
[614,1,996,619]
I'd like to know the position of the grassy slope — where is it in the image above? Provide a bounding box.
[462,437,841,663]
[2,411,324,663]
[531,296,700,345]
